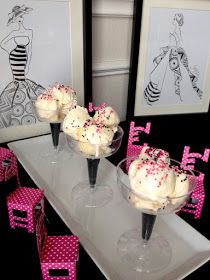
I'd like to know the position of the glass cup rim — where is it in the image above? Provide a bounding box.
[65,125,124,146]
[116,155,197,201]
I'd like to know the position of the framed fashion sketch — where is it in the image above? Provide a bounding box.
[0,0,90,143]
[126,0,210,118]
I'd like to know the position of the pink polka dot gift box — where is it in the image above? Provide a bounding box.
[0,147,20,184]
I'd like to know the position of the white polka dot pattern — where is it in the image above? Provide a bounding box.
[7,187,44,233]
[0,147,20,186]
[126,121,151,158]
[40,234,79,280]
[126,121,151,170]
[181,146,210,170]
[180,146,210,219]
[88,101,106,112]
[181,173,205,218]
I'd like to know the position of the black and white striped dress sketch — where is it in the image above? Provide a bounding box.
[144,13,203,106]
[0,5,44,128]
[10,39,29,82]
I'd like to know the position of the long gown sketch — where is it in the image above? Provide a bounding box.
[144,13,203,106]
[0,5,45,128]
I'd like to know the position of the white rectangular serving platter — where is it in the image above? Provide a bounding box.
[8,134,210,280]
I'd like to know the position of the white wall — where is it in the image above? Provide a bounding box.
[92,0,134,121]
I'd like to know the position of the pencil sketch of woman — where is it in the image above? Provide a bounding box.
[0,5,44,128]
[144,13,203,105]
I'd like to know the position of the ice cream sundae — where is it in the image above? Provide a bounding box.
[35,84,77,122]
[128,146,190,211]
[34,84,77,158]
[63,105,121,157]
[64,105,123,208]
[117,147,196,273]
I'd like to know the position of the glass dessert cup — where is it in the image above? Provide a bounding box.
[116,156,196,273]
[33,106,64,163]
[65,126,124,208]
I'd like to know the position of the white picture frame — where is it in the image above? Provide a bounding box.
[134,0,210,116]
[0,0,84,143]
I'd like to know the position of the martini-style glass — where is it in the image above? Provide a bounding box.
[116,156,196,273]
[65,126,124,207]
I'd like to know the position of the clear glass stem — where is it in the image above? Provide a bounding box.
[142,213,157,242]
[50,122,61,149]
[87,158,100,188]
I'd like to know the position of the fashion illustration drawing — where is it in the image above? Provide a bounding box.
[0,5,44,128]
[144,13,203,106]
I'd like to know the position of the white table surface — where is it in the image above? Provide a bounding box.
[8,134,210,280]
